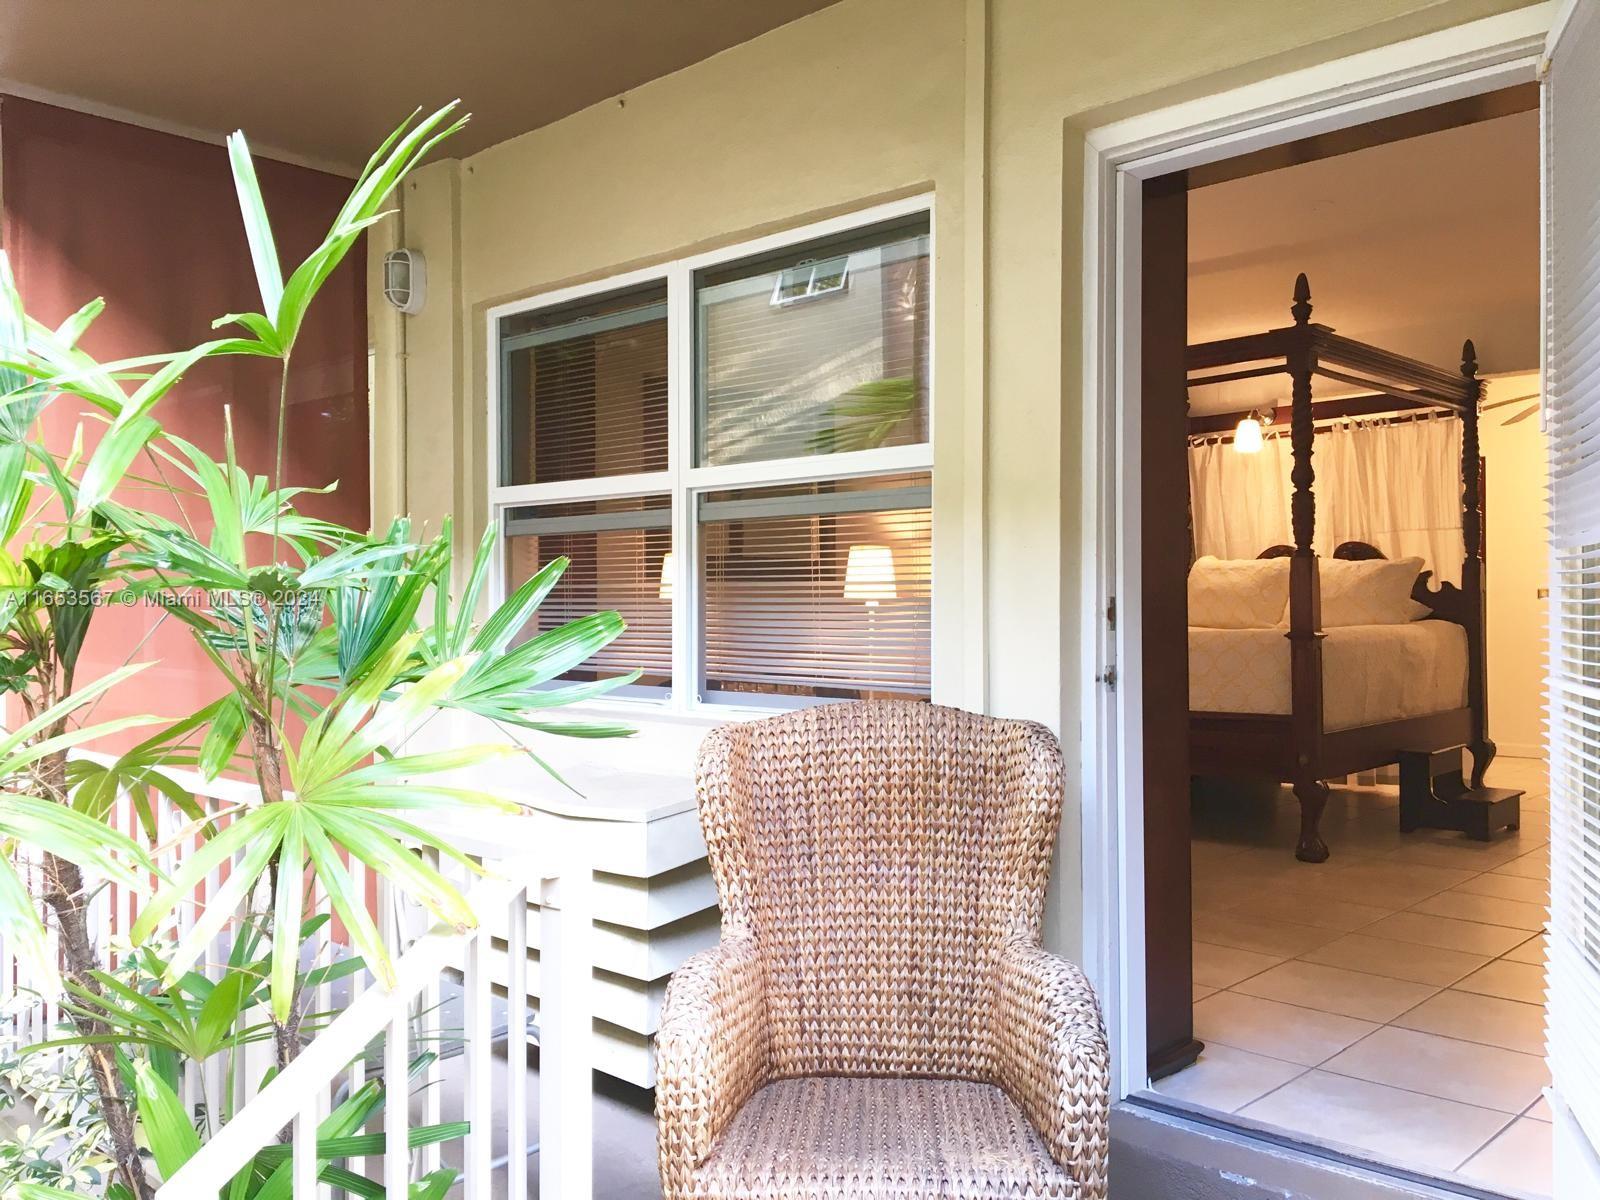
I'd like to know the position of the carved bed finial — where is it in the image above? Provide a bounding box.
[1291,273,1313,326]
[1461,338,1478,380]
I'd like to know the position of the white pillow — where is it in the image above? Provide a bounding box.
[1319,556,1429,626]
[1187,556,1290,629]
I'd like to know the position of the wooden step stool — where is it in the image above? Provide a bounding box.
[1398,746,1522,841]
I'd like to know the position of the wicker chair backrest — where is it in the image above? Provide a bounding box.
[695,700,1066,1079]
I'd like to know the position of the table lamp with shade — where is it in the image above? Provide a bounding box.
[845,543,896,691]
[844,543,897,606]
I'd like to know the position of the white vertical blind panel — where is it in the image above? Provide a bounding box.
[1546,0,1600,1159]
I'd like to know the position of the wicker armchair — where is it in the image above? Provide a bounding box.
[656,701,1110,1200]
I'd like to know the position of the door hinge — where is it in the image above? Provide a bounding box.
[1106,596,1117,630]
[1097,666,1117,690]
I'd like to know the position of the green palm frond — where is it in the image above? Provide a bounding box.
[217,102,469,359]
[0,667,155,994]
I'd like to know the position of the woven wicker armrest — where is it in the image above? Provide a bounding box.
[655,933,772,1191]
[990,941,1111,1197]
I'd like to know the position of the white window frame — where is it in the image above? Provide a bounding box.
[485,193,936,717]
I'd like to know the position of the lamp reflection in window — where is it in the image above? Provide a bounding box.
[658,551,675,601]
[844,543,897,607]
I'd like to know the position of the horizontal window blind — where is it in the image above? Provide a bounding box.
[695,218,930,467]
[699,472,931,701]
[499,283,668,486]
[1547,0,1600,1157]
[503,496,671,691]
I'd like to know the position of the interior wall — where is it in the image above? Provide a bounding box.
[372,0,1540,959]
[0,96,369,730]
[1186,108,1540,417]
[1481,372,1548,760]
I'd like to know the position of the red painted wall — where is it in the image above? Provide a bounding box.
[1,96,368,728]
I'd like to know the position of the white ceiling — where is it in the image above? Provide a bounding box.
[1188,109,1540,415]
[0,0,843,170]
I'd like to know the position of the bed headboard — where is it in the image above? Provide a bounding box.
[1254,541,1466,626]
[1255,540,1386,561]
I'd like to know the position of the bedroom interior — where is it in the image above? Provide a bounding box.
[1144,87,1553,1194]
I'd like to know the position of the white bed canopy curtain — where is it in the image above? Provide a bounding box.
[1188,412,1466,584]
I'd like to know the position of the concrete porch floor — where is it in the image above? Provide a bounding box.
[423,1042,660,1199]
[424,1052,1476,1200]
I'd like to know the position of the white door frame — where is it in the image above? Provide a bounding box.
[1077,2,1554,1101]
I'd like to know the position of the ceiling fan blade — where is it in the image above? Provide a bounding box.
[1503,404,1540,426]
[1482,392,1540,412]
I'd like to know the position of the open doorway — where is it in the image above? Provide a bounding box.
[1138,86,1550,1192]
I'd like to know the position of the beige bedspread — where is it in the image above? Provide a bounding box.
[1189,621,1468,731]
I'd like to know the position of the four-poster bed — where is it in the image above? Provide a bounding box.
[1185,274,1500,862]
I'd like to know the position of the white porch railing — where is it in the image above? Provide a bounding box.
[152,835,597,1200]
[1,765,599,1200]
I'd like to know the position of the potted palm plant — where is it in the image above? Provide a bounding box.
[0,102,635,1198]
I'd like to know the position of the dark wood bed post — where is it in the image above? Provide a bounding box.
[1287,274,1331,862]
[1461,339,1495,788]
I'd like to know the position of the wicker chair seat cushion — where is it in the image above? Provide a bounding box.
[687,1076,1083,1199]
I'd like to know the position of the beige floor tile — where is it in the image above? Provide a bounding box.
[1192,840,1249,867]
[1383,837,1533,870]
[1454,959,1547,1004]
[1300,934,1488,987]
[1233,960,1438,1023]
[1203,846,1321,878]
[1152,1043,1307,1114]
[1193,878,1277,914]
[1515,809,1551,836]
[1494,849,1550,880]
[1213,896,1392,934]
[1451,872,1549,905]
[1193,912,1343,959]
[1391,989,1547,1056]
[1361,911,1533,957]
[1237,1070,1511,1176]
[1459,1117,1552,1197]
[1524,1095,1552,1122]
[1487,756,1548,785]
[1193,991,1378,1067]
[1322,1026,1548,1113]
[1278,860,1475,910]
[1312,832,1404,863]
[1193,983,1219,1002]
[1505,934,1547,965]
[1409,890,1547,931]
[1193,942,1283,989]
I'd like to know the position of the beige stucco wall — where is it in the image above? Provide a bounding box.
[373,0,1537,957]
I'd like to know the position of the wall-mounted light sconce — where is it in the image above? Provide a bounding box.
[1233,409,1272,454]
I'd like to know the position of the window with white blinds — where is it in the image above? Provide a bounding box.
[503,496,672,692]
[490,199,934,710]
[498,283,668,486]
[1546,0,1600,1159]
[700,473,932,702]
[695,218,930,467]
